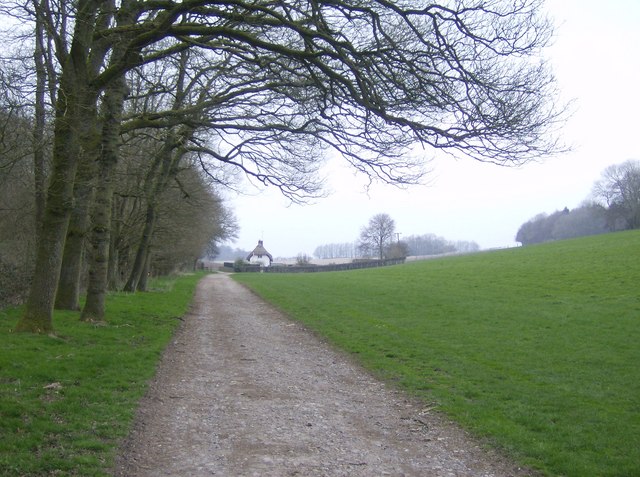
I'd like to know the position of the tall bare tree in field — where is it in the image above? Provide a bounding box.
[9,0,563,332]
[358,213,396,260]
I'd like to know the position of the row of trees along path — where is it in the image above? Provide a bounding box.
[4,0,564,333]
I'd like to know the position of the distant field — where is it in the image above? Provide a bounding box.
[234,230,640,477]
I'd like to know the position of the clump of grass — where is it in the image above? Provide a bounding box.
[235,231,640,477]
[0,273,204,476]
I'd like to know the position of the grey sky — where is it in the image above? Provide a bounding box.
[225,0,640,258]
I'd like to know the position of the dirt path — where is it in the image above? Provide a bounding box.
[114,274,531,476]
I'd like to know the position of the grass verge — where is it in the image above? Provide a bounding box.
[234,231,640,477]
[0,272,204,476]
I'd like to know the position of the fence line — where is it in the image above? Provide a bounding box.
[225,258,406,273]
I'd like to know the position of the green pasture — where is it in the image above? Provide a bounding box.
[0,273,202,476]
[234,230,640,477]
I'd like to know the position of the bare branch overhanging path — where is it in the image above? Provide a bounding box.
[114,274,531,476]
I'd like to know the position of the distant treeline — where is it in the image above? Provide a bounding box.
[516,205,610,245]
[403,234,480,256]
[214,245,252,261]
[314,234,479,260]
[516,159,640,246]
[313,242,359,259]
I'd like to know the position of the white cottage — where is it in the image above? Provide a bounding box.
[246,240,273,267]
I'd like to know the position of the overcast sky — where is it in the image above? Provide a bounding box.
[224,0,640,258]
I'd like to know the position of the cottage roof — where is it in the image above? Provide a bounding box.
[246,240,273,262]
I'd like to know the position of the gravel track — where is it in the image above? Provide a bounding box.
[114,273,532,476]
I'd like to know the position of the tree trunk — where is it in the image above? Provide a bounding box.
[15,85,95,332]
[137,247,151,292]
[15,0,109,333]
[122,135,177,293]
[55,226,87,311]
[80,171,113,321]
[123,204,156,292]
[123,50,197,293]
[108,193,132,290]
[32,8,47,244]
[81,77,128,322]
[107,199,121,290]
[55,154,97,310]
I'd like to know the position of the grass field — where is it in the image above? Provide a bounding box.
[0,273,203,476]
[234,230,640,477]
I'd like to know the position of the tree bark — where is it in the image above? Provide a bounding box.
[108,198,122,290]
[80,169,113,321]
[15,81,96,332]
[122,140,186,292]
[32,5,47,244]
[55,152,97,310]
[123,204,156,292]
[81,77,127,321]
[15,0,107,332]
[136,247,151,292]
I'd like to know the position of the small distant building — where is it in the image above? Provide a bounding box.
[246,240,273,267]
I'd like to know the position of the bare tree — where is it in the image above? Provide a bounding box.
[10,0,564,332]
[146,164,236,279]
[592,160,640,230]
[121,49,211,293]
[358,213,396,260]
